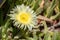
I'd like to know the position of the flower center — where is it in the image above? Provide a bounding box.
[16,12,31,24]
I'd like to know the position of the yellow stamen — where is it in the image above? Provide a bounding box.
[16,12,31,24]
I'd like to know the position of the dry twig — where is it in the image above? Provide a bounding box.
[37,15,53,23]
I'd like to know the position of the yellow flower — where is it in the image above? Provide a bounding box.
[8,4,37,31]
[16,12,31,24]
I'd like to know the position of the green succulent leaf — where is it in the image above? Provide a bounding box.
[46,0,56,18]
[52,31,60,40]
[44,33,51,40]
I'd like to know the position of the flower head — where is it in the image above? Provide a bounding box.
[8,4,37,31]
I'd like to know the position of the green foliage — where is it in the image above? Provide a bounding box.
[0,0,60,40]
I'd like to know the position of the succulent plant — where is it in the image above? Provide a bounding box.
[0,0,60,40]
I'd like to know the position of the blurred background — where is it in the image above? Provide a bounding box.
[0,0,60,40]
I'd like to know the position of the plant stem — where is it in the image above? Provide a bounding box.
[2,19,10,40]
